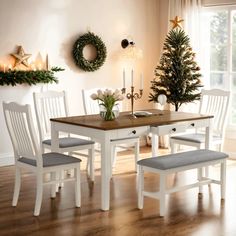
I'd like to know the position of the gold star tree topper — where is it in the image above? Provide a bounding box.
[11,46,31,68]
[170,16,184,29]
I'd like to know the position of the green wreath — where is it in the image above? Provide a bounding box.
[72,32,107,72]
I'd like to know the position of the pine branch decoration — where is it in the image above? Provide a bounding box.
[0,67,64,86]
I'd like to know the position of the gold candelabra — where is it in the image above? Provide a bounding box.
[122,87,143,118]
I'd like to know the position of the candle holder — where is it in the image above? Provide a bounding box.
[122,87,143,118]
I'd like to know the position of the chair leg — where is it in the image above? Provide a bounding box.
[220,160,226,199]
[67,152,74,177]
[12,166,21,206]
[50,172,57,198]
[88,146,95,181]
[198,167,203,195]
[34,173,43,216]
[58,170,64,189]
[159,173,166,217]
[75,165,81,207]
[138,165,144,209]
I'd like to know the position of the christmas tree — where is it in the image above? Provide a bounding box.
[149,16,202,111]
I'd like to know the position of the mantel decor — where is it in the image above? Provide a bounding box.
[0,67,64,86]
[72,31,107,72]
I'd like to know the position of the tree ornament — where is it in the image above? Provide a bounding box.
[11,46,31,68]
[158,94,167,106]
[170,16,184,29]
[72,31,107,72]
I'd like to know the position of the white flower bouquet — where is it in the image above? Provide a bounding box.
[90,89,124,120]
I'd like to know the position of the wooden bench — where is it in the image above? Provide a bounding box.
[137,149,228,217]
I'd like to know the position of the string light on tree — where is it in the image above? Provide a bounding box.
[149,16,202,111]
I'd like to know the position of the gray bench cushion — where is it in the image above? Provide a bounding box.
[19,152,81,167]
[43,137,95,148]
[171,133,221,143]
[137,149,228,170]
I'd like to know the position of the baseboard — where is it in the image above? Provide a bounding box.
[0,152,14,167]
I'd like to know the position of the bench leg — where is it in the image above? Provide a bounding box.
[159,173,166,217]
[220,160,226,199]
[138,165,144,209]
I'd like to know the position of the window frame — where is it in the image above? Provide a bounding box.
[202,5,236,138]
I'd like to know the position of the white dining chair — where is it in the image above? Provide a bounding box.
[82,88,140,175]
[170,89,230,152]
[3,101,81,216]
[33,90,95,181]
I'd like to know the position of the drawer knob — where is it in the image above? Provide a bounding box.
[191,123,195,127]
[172,128,176,132]
[132,130,136,134]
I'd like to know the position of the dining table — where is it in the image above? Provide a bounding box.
[50,109,213,211]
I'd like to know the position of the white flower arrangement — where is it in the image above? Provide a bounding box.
[90,89,124,120]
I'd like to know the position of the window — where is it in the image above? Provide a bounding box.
[202,6,236,125]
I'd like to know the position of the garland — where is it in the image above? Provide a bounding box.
[0,67,64,86]
[72,32,107,72]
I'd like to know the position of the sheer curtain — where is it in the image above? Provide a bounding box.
[159,0,203,148]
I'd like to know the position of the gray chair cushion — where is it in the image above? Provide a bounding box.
[19,152,81,167]
[137,149,228,170]
[43,137,95,148]
[171,133,222,143]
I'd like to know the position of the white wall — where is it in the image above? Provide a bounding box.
[0,0,160,165]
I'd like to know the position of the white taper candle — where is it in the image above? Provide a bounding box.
[131,69,134,86]
[123,68,126,88]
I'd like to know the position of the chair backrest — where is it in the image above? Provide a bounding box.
[82,88,101,115]
[33,90,68,142]
[82,88,123,115]
[3,102,41,164]
[199,89,230,136]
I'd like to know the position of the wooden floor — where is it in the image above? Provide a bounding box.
[1,146,236,236]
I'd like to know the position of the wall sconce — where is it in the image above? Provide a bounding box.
[121,39,135,48]
[121,38,143,59]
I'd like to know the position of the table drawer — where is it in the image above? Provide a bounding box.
[151,123,188,136]
[185,119,210,129]
[115,126,148,139]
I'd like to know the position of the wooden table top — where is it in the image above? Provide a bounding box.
[50,109,213,131]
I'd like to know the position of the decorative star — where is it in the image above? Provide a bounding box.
[11,46,31,68]
[170,16,184,29]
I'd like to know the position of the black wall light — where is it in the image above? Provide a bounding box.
[121,39,135,49]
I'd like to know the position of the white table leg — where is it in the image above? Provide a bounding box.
[100,133,112,211]
[152,133,159,157]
